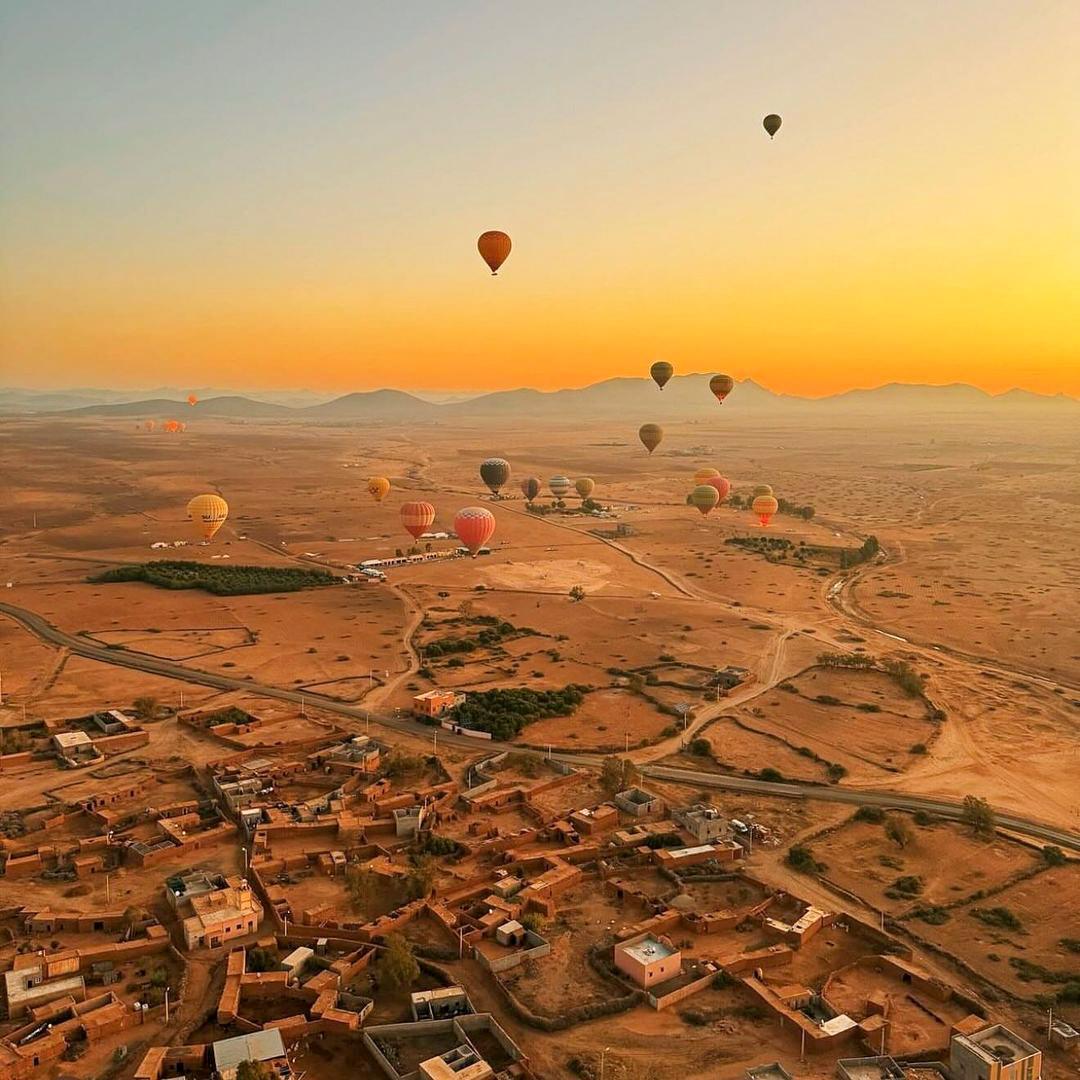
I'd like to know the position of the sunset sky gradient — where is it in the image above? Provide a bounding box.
[1,1,1076,396]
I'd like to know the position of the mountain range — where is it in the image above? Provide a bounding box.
[1,376,1074,421]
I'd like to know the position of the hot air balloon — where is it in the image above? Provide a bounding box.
[187,394,198,407]
[763,114,782,139]
[520,476,541,503]
[480,458,511,496]
[454,506,496,557]
[639,423,663,454]
[187,494,228,541]
[163,419,181,433]
[548,476,572,499]
[691,484,720,516]
[706,475,731,503]
[753,484,774,499]
[477,231,511,275]
[752,494,778,526]
[650,361,673,390]
[401,501,435,540]
[709,374,735,404]
[367,476,391,503]
[144,420,155,432]
[574,477,595,500]
[694,467,720,486]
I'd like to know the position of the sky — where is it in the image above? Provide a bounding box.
[1,1,1077,397]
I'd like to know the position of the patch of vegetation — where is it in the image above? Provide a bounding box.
[962,795,996,838]
[452,685,587,740]
[910,905,951,925]
[600,755,638,796]
[971,906,1023,932]
[1042,845,1067,866]
[92,560,337,596]
[817,651,876,670]
[882,658,924,697]
[854,806,886,824]
[688,737,711,757]
[423,619,523,658]
[891,875,923,897]
[758,767,784,782]
[786,844,825,874]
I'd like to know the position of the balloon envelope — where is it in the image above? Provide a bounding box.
[709,374,735,404]
[752,494,779,526]
[454,506,496,556]
[187,394,198,406]
[187,494,228,541]
[574,477,595,499]
[367,476,391,502]
[706,475,731,503]
[480,457,511,495]
[694,467,720,486]
[763,114,782,138]
[753,484,774,498]
[650,361,673,390]
[691,484,720,516]
[639,423,663,454]
[520,476,541,502]
[401,501,435,539]
[548,475,571,498]
[477,230,511,274]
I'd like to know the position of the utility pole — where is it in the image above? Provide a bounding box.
[164,986,170,1025]
[105,874,111,904]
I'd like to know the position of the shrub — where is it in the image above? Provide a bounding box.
[971,907,1023,932]
[909,743,927,754]
[786,845,824,874]
[911,905,950,925]
[892,875,923,896]
[688,737,711,757]
[1042,845,1067,866]
[758,767,783,782]
[854,806,885,824]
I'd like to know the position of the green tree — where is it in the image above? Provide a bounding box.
[379,933,419,994]
[569,584,586,602]
[132,696,159,720]
[346,864,376,913]
[236,1061,274,1080]
[688,737,711,757]
[600,756,637,796]
[406,854,437,900]
[884,816,913,849]
[962,795,996,838]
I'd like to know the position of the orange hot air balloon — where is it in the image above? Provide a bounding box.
[709,374,735,404]
[752,494,778,527]
[187,394,198,406]
[187,494,228,541]
[694,467,720,486]
[477,230,511,275]
[639,423,663,454]
[706,475,731,503]
[454,506,496,557]
[367,476,391,503]
[163,419,181,433]
[401,501,435,540]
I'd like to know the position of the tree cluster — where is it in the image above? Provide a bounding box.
[452,685,587,740]
[93,560,337,596]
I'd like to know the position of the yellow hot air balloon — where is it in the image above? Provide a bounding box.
[639,423,663,454]
[187,494,229,541]
[694,467,720,486]
[691,484,720,516]
[367,476,391,503]
[752,494,778,526]
[574,477,595,499]
[753,484,774,499]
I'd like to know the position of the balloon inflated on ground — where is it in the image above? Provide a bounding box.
[480,458,511,496]
[752,494,778,526]
[187,494,228,541]
[454,506,496,556]
[705,475,731,502]
[477,231,511,275]
[753,484,774,499]
[401,501,435,539]
[574,477,595,499]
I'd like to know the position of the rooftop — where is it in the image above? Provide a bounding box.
[213,1028,286,1071]
[960,1024,1040,1064]
[838,1057,905,1080]
[621,935,675,965]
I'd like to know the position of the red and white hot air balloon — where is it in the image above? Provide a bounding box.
[454,506,496,557]
[400,501,436,540]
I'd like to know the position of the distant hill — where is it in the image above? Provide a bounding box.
[17,376,1078,421]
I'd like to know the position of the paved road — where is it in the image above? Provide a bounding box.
[3,599,1078,852]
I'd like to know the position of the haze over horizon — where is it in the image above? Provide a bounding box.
[2,1,1077,397]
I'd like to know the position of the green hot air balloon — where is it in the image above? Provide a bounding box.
[639,423,663,454]
[650,361,673,390]
[480,457,511,496]
[691,484,721,516]
[763,114,782,138]
[753,484,774,499]
[520,476,541,502]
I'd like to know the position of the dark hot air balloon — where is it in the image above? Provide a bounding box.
[650,361,673,390]
[480,457,511,495]
[691,485,720,516]
[520,476,541,503]
[639,423,663,454]
[709,374,735,404]
[477,231,511,275]
[763,114,782,138]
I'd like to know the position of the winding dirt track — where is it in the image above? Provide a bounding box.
[2,599,1077,852]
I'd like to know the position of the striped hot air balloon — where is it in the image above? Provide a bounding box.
[706,475,731,503]
[752,494,779,527]
[690,485,720,516]
[401,501,435,540]
[454,506,496,556]
[548,475,571,498]
[694,467,720,486]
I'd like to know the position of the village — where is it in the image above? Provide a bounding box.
[0,686,1073,1080]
